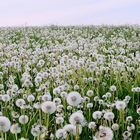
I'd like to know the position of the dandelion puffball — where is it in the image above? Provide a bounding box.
[0,116,11,132]
[16,99,26,108]
[95,126,113,140]
[10,123,21,134]
[92,111,102,120]
[88,122,96,129]
[103,112,115,121]
[19,115,29,124]
[110,85,116,92]
[115,101,126,111]
[55,129,66,139]
[66,91,81,106]
[41,101,56,114]
[112,123,119,131]
[63,124,82,135]
[69,111,85,125]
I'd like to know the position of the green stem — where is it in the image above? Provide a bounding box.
[46,114,50,136]
[25,110,38,137]
[120,110,124,130]
[88,109,91,121]
[75,125,79,140]
[66,133,69,140]
[39,109,42,124]
[1,132,4,140]
[4,133,7,140]
[15,133,18,140]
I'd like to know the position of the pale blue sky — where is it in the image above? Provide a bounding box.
[0,0,140,26]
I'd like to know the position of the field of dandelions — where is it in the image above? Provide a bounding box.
[0,25,140,140]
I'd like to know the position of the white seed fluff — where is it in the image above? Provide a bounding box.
[103,112,115,121]
[67,91,81,106]
[115,101,126,110]
[95,126,113,140]
[10,123,21,134]
[69,111,85,125]
[19,115,29,124]
[41,101,56,114]
[0,116,11,132]
[55,129,66,139]
[92,111,102,120]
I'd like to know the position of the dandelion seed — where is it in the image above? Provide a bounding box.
[55,129,66,139]
[41,101,56,114]
[0,116,11,132]
[115,101,126,111]
[10,123,21,134]
[103,112,115,121]
[95,126,113,140]
[92,111,102,120]
[112,123,119,131]
[19,115,29,124]
[63,124,82,135]
[110,85,116,92]
[67,91,81,106]
[69,111,85,125]
[88,122,96,129]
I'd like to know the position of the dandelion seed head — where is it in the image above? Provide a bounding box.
[69,111,85,125]
[41,101,56,114]
[0,116,11,132]
[95,126,113,140]
[67,91,81,106]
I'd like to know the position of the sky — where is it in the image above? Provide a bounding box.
[0,0,140,27]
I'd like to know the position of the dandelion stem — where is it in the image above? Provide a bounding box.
[75,125,79,140]
[66,133,69,140]
[15,133,18,140]
[46,114,50,136]
[120,110,125,130]
[1,132,4,140]
[39,109,42,124]
[4,133,7,140]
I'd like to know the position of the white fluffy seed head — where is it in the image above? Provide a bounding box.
[63,124,74,135]
[69,111,85,125]
[87,90,94,97]
[16,99,26,108]
[56,117,64,124]
[10,123,21,134]
[53,98,61,106]
[53,88,61,95]
[2,94,11,102]
[115,101,126,111]
[41,101,56,114]
[63,124,82,135]
[27,95,35,102]
[126,116,133,122]
[67,91,81,106]
[112,123,119,131]
[0,116,11,132]
[103,112,115,121]
[123,131,131,139]
[55,129,66,139]
[110,85,116,92]
[92,111,102,120]
[95,126,113,140]
[88,122,96,129]
[106,92,112,98]
[127,123,135,131]
[41,94,52,101]
[87,103,93,108]
[19,115,29,124]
